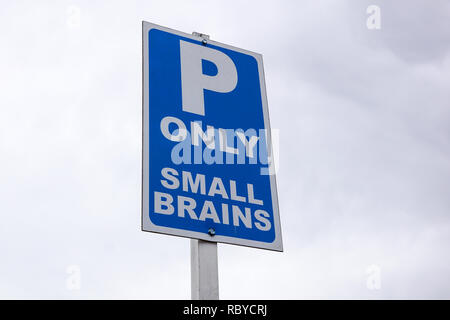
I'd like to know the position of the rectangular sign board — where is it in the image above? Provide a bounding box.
[142,21,283,251]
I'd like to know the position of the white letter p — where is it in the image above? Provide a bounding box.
[180,40,238,116]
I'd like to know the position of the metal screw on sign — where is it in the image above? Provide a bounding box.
[192,31,209,46]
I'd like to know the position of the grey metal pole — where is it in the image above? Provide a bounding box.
[189,30,218,301]
[191,239,219,300]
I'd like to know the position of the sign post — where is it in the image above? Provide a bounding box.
[189,31,220,301]
[191,239,219,300]
[142,21,283,300]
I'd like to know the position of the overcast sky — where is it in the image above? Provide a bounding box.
[1,0,449,299]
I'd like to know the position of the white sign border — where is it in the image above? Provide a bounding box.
[142,21,283,252]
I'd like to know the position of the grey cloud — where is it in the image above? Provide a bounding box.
[0,0,449,299]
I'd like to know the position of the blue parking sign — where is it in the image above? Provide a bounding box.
[142,22,282,251]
